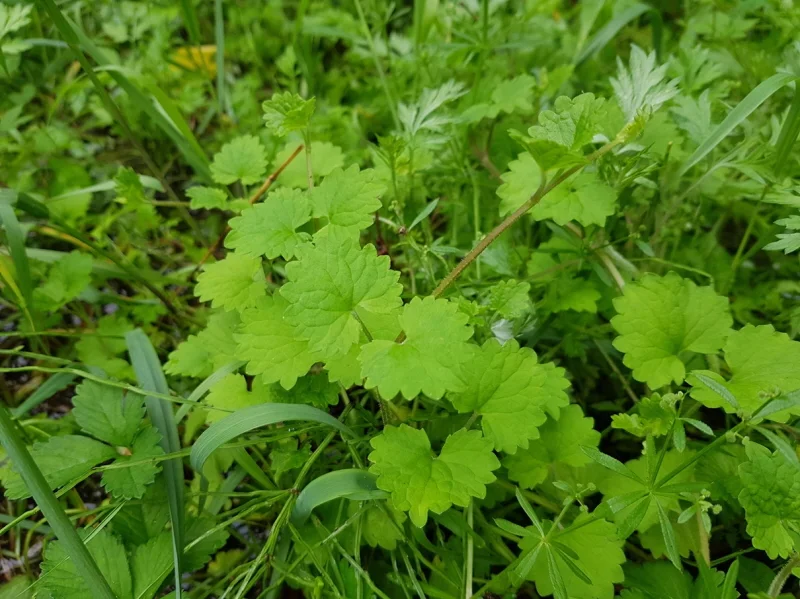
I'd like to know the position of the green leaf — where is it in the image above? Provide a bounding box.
[270,372,339,409]
[262,91,315,136]
[360,296,474,399]
[204,373,273,423]
[101,427,164,499]
[75,315,134,380]
[130,533,173,599]
[114,167,146,205]
[275,141,344,189]
[210,135,267,185]
[545,278,602,313]
[291,469,387,524]
[531,172,617,227]
[497,152,542,215]
[656,498,682,570]
[611,272,732,388]
[690,325,800,418]
[310,165,386,237]
[72,380,143,447]
[235,295,321,389]
[520,514,625,599]
[225,188,312,259]
[1,435,115,499]
[190,403,353,473]
[165,311,239,379]
[738,442,800,559]
[33,251,92,311]
[487,279,531,319]
[504,404,600,488]
[195,252,266,312]
[575,3,662,65]
[368,425,499,527]
[679,72,797,176]
[39,529,132,599]
[186,186,228,210]
[449,339,570,454]
[611,44,678,122]
[611,392,678,437]
[281,232,402,358]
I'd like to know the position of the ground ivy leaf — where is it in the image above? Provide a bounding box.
[545,278,601,313]
[449,339,570,454]
[611,272,732,388]
[102,427,163,500]
[487,279,531,319]
[130,532,173,599]
[39,529,132,599]
[204,373,273,423]
[275,140,344,189]
[504,404,600,488]
[690,324,800,418]
[225,188,311,259]
[497,152,542,216]
[210,134,267,185]
[281,232,402,358]
[72,380,143,447]
[33,251,92,311]
[270,372,339,409]
[310,165,386,237]
[165,311,239,378]
[521,514,625,599]
[531,172,617,227]
[234,295,321,389]
[195,252,266,312]
[262,91,315,136]
[738,442,800,559]
[368,425,499,527]
[360,296,474,399]
[357,503,406,550]
[1,435,115,500]
[187,186,228,210]
[75,314,134,381]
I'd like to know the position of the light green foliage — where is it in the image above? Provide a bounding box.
[195,252,265,312]
[611,392,678,437]
[235,295,321,389]
[75,315,134,380]
[504,404,600,488]
[690,325,800,417]
[611,272,732,388]
[464,74,537,121]
[165,310,239,378]
[369,425,499,526]
[226,188,311,259]
[497,152,542,215]
[765,214,800,254]
[204,373,272,423]
[612,45,679,121]
[187,186,228,210]
[262,91,315,136]
[310,165,385,237]
[531,172,617,227]
[270,373,339,409]
[281,232,402,358]
[1,435,115,499]
[72,380,143,447]
[449,339,570,453]
[114,167,146,204]
[520,515,625,599]
[210,135,267,185]
[545,277,601,313]
[360,296,474,399]
[275,141,344,189]
[33,251,92,311]
[738,442,800,558]
[487,279,531,318]
[270,439,311,481]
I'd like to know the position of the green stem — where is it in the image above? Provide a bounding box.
[768,554,800,598]
[303,128,314,189]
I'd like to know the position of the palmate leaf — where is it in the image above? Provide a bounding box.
[210,135,267,185]
[449,339,570,454]
[611,272,732,388]
[310,165,386,238]
[101,427,164,500]
[262,91,315,136]
[530,171,617,227]
[368,425,499,527]
[72,380,143,447]
[165,311,239,379]
[194,252,266,312]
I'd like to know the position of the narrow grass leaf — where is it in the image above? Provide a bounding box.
[12,372,75,418]
[174,360,245,424]
[178,0,201,44]
[774,88,800,178]
[214,0,226,114]
[0,190,35,325]
[126,329,184,598]
[292,469,386,524]
[190,403,354,473]
[679,73,797,176]
[0,404,116,598]
[575,3,662,65]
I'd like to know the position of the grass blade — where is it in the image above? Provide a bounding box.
[11,371,75,418]
[0,190,35,328]
[575,3,662,65]
[190,403,354,473]
[179,0,202,44]
[0,404,116,598]
[214,0,225,115]
[126,329,185,598]
[774,87,800,178]
[291,469,387,524]
[679,73,797,176]
[174,360,245,424]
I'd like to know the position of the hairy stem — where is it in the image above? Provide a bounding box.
[768,554,800,597]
